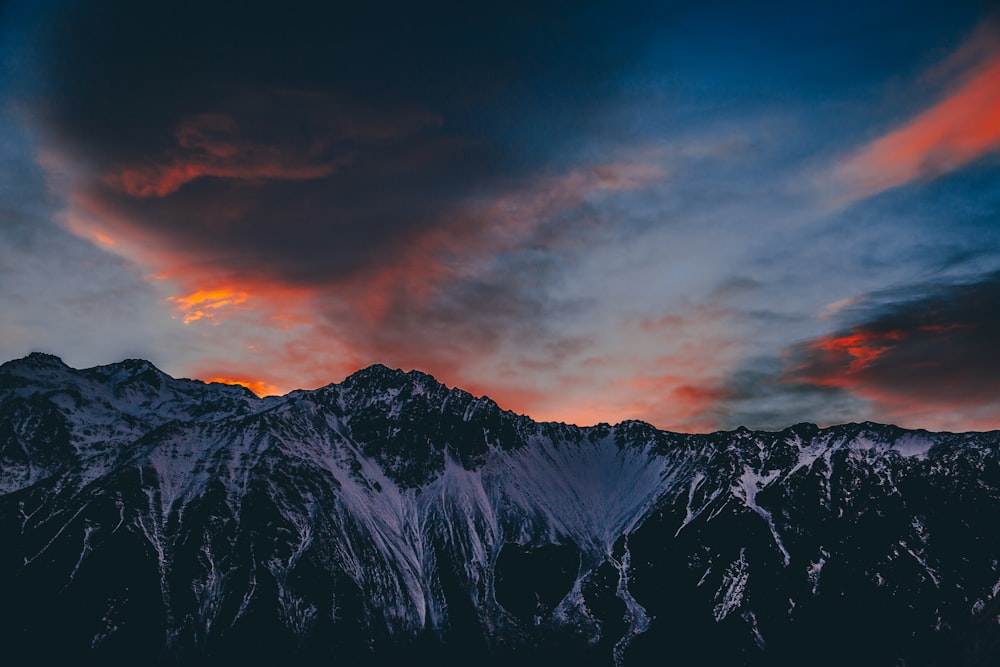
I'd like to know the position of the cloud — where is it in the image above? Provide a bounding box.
[834,18,1000,201]
[529,304,746,432]
[102,104,445,198]
[784,271,1000,430]
[204,376,281,397]
[17,0,669,308]
[168,288,251,324]
[85,146,664,312]
[19,3,670,405]
[9,0,999,436]
[65,145,664,414]
[713,362,869,432]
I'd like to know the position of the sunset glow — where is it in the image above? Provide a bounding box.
[169,289,250,324]
[204,376,282,397]
[3,2,999,432]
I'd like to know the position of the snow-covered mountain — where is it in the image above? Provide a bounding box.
[1,352,999,666]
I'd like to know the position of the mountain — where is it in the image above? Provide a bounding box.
[1,352,999,666]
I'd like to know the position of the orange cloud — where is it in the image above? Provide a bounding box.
[169,288,250,324]
[798,323,973,392]
[835,23,1000,199]
[204,376,282,397]
[808,330,903,380]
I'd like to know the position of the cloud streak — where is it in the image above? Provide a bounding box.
[835,19,1000,200]
[785,272,1000,430]
[102,104,445,197]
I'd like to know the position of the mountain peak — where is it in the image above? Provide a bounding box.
[343,363,449,395]
[0,352,70,381]
[11,351,68,368]
[115,358,161,372]
[345,362,401,380]
[79,357,169,390]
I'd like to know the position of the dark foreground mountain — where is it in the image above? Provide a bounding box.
[1,353,999,666]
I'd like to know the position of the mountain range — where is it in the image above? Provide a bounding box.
[1,352,999,666]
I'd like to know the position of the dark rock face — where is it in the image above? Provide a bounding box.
[1,353,999,666]
[495,542,581,622]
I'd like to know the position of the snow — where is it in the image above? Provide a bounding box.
[807,548,828,595]
[787,438,831,478]
[675,471,721,537]
[67,520,96,583]
[713,548,749,621]
[91,596,125,649]
[892,433,935,459]
[743,610,765,650]
[850,434,935,460]
[611,534,653,667]
[23,502,90,568]
[901,540,941,587]
[732,468,790,566]
[4,355,999,658]
[490,432,675,560]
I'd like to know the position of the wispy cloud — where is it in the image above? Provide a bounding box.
[833,18,1000,201]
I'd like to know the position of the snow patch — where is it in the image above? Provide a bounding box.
[714,548,749,621]
[732,468,790,566]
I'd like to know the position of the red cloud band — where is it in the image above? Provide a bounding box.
[836,29,1000,200]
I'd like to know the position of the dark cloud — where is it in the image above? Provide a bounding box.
[707,271,1000,430]
[78,94,493,285]
[715,361,870,430]
[30,0,666,163]
[14,0,679,288]
[786,271,1000,410]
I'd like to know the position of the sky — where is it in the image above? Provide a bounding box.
[1,0,999,432]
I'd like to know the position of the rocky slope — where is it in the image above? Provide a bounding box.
[1,352,999,666]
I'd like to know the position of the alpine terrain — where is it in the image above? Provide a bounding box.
[1,352,999,666]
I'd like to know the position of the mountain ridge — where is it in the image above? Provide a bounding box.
[1,353,999,666]
[5,352,983,436]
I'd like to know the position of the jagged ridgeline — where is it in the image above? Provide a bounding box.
[2,353,1000,666]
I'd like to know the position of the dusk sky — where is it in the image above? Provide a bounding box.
[2,0,999,432]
